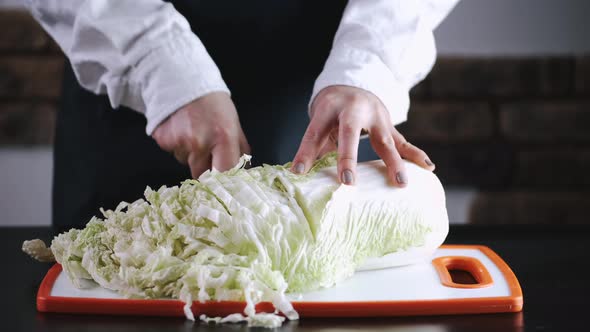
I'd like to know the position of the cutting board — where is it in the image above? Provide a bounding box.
[37,245,523,318]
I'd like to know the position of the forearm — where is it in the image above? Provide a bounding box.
[25,0,229,134]
[313,0,459,125]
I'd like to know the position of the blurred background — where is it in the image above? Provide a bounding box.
[1,0,589,226]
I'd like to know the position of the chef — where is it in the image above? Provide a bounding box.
[25,0,458,231]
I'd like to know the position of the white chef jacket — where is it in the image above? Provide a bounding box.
[25,0,458,135]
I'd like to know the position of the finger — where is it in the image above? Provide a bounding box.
[211,139,241,172]
[328,127,339,146]
[337,111,365,185]
[173,149,189,165]
[318,140,337,158]
[238,138,251,169]
[291,111,333,174]
[392,129,435,171]
[188,152,211,179]
[238,131,251,155]
[317,128,338,157]
[396,140,435,171]
[151,123,174,152]
[240,139,251,155]
[370,125,408,187]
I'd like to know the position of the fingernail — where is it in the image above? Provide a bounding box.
[294,163,305,174]
[396,171,407,185]
[341,169,353,185]
[425,158,434,167]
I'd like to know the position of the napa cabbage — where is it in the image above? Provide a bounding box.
[49,153,448,328]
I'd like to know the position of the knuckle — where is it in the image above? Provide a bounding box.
[315,92,338,111]
[295,151,314,163]
[178,133,194,149]
[399,140,425,156]
[340,122,357,137]
[212,125,235,143]
[316,95,335,110]
[303,128,322,143]
[184,113,200,130]
[347,94,370,109]
[394,133,407,144]
[375,135,394,149]
[396,138,413,151]
[338,156,356,164]
[177,131,205,153]
[212,124,226,137]
[351,96,376,114]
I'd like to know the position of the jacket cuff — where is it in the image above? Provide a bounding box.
[128,31,230,135]
[311,47,410,126]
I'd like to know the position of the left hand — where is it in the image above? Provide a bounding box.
[152,92,250,179]
[291,85,435,186]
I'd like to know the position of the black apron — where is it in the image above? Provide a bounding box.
[53,0,369,232]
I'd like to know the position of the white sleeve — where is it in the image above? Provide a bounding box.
[312,0,459,125]
[25,0,229,135]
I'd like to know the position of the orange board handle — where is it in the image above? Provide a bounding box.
[432,256,494,289]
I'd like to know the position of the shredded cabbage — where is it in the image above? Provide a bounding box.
[50,153,448,328]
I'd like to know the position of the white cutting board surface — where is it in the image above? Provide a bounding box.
[49,247,511,302]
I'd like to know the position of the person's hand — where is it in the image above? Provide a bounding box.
[152,92,250,178]
[291,85,434,186]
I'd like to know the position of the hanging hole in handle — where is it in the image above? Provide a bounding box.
[432,256,494,289]
[449,269,478,285]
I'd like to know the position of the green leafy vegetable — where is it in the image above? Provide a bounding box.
[50,153,448,328]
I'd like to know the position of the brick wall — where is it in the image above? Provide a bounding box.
[1,10,589,224]
[0,10,63,145]
[402,58,590,224]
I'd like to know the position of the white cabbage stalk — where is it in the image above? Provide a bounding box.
[48,153,448,328]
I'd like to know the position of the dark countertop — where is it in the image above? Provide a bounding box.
[3,225,589,331]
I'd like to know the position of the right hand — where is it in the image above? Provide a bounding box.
[152,92,250,179]
[291,85,434,187]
